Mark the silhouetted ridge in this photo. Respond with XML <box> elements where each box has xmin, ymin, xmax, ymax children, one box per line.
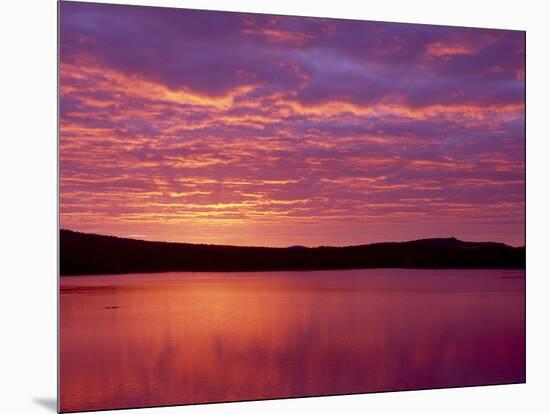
<box><xmin>60</xmin><ymin>229</ymin><xmax>525</xmax><ymax>275</ymax></box>
<box><xmin>366</xmin><ymin>237</ymin><xmax>508</xmax><ymax>249</ymax></box>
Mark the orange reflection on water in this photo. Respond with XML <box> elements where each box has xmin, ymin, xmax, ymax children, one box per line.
<box><xmin>59</xmin><ymin>269</ymin><xmax>525</xmax><ymax>412</ymax></box>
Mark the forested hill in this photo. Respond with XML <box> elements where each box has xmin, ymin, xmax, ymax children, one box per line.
<box><xmin>60</xmin><ymin>229</ymin><xmax>525</xmax><ymax>275</ymax></box>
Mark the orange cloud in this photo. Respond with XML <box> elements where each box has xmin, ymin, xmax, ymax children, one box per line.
<box><xmin>425</xmin><ymin>42</ymin><xmax>480</xmax><ymax>57</ymax></box>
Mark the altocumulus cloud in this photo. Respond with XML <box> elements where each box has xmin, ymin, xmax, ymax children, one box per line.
<box><xmin>59</xmin><ymin>2</ymin><xmax>525</xmax><ymax>247</ymax></box>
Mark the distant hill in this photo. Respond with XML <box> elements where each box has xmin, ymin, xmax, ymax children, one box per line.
<box><xmin>59</xmin><ymin>230</ymin><xmax>525</xmax><ymax>275</ymax></box>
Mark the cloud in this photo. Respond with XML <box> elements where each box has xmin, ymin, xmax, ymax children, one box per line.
<box><xmin>59</xmin><ymin>2</ymin><xmax>525</xmax><ymax>247</ymax></box>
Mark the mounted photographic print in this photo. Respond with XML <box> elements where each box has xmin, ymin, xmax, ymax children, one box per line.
<box><xmin>58</xmin><ymin>1</ymin><xmax>526</xmax><ymax>412</ymax></box>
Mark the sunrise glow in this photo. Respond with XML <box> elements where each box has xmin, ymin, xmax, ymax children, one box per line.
<box><xmin>59</xmin><ymin>3</ymin><xmax>525</xmax><ymax>247</ymax></box>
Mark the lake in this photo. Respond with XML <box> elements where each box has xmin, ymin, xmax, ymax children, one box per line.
<box><xmin>59</xmin><ymin>269</ymin><xmax>525</xmax><ymax>412</ymax></box>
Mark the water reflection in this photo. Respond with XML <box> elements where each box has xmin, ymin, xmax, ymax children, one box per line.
<box><xmin>60</xmin><ymin>269</ymin><xmax>525</xmax><ymax>412</ymax></box>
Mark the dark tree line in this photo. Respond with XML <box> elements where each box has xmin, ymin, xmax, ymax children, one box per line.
<box><xmin>60</xmin><ymin>229</ymin><xmax>525</xmax><ymax>275</ymax></box>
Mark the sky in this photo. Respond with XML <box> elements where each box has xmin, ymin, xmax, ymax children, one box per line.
<box><xmin>59</xmin><ymin>2</ymin><xmax>525</xmax><ymax>247</ymax></box>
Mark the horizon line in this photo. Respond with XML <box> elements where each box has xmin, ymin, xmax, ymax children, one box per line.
<box><xmin>60</xmin><ymin>228</ymin><xmax>524</xmax><ymax>250</ymax></box>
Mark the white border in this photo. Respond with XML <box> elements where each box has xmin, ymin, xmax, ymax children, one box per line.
<box><xmin>1</xmin><ymin>1</ymin><xmax>548</xmax><ymax>413</ymax></box>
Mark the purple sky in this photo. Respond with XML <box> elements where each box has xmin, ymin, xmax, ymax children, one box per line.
<box><xmin>59</xmin><ymin>2</ymin><xmax>525</xmax><ymax>247</ymax></box>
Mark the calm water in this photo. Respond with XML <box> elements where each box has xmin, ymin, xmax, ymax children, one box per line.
<box><xmin>59</xmin><ymin>269</ymin><xmax>525</xmax><ymax>412</ymax></box>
